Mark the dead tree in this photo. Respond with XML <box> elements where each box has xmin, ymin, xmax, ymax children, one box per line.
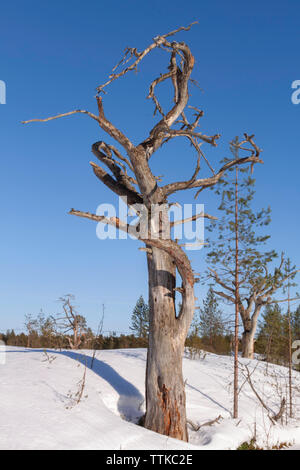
<box><xmin>57</xmin><ymin>295</ymin><xmax>87</xmax><ymax>350</ymax></box>
<box><xmin>23</xmin><ymin>24</ymin><xmax>263</xmax><ymax>441</ymax></box>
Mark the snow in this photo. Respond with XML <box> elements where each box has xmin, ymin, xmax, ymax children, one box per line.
<box><xmin>0</xmin><ymin>346</ymin><xmax>299</xmax><ymax>450</ymax></box>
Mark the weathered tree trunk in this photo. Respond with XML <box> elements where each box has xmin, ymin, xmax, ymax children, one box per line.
<box><xmin>241</xmin><ymin>328</ymin><xmax>255</xmax><ymax>359</ymax></box>
<box><xmin>241</xmin><ymin>307</ymin><xmax>260</xmax><ymax>359</ymax></box>
<box><xmin>144</xmin><ymin>246</ymin><xmax>189</xmax><ymax>441</ymax></box>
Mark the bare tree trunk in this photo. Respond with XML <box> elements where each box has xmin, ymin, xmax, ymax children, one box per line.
<box><xmin>287</xmin><ymin>282</ymin><xmax>293</xmax><ymax>417</ymax></box>
<box><xmin>241</xmin><ymin>306</ymin><xmax>261</xmax><ymax>359</ymax></box>
<box><xmin>233</xmin><ymin>165</ymin><xmax>239</xmax><ymax>419</ymax></box>
<box><xmin>144</xmin><ymin>247</ymin><xmax>189</xmax><ymax>441</ymax></box>
<box><xmin>241</xmin><ymin>328</ymin><xmax>255</xmax><ymax>359</ymax></box>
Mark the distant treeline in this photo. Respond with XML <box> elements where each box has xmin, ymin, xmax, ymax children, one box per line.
<box><xmin>0</xmin><ymin>327</ymin><xmax>233</xmax><ymax>356</ymax></box>
<box><xmin>0</xmin><ymin>330</ymin><xmax>148</xmax><ymax>350</ymax></box>
<box><xmin>1</xmin><ymin>291</ymin><xmax>299</xmax><ymax>371</ymax></box>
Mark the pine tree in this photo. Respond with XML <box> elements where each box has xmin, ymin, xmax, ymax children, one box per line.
<box><xmin>6</xmin><ymin>329</ymin><xmax>17</xmax><ymax>346</ymax></box>
<box><xmin>292</xmin><ymin>305</ymin><xmax>300</xmax><ymax>340</ymax></box>
<box><xmin>256</xmin><ymin>304</ymin><xmax>285</xmax><ymax>364</ymax></box>
<box><xmin>281</xmin><ymin>258</ymin><xmax>298</xmax><ymax>417</ymax></box>
<box><xmin>130</xmin><ymin>295</ymin><xmax>149</xmax><ymax>339</ymax></box>
<box><xmin>37</xmin><ymin>310</ymin><xmax>56</xmax><ymax>348</ymax></box>
<box><xmin>292</xmin><ymin>305</ymin><xmax>300</xmax><ymax>372</ymax></box>
<box><xmin>206</xmin><ymin>161</ymin><xmax>298</xmax><ymax>359</ymax></box>
<box><xmin>195</xmin><ymin>287</ymin><xmax>224</xmax><ymax>346</ymax></box>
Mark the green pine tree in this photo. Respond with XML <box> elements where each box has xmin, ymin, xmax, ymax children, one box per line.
<box><xmin>256</xmin><ymin>304</ymin><xmax>285</xmax><ymax>364</ymax></box>
<box><xmin>206</xmin><ymin>159</ymin><xmax>298</xmax><ymax>358</ymax></box>
<box><xmin>195</xmin><ymin>287</ymin><xmax>225</xmax><ymax>345</ymax></box>
<box><xmin>292</xmin><ymin>305</ymin><xmax>300</xmax><ymax>341</ymax></box>
<box><xmin>130</xmin><ymin>295</ymin><xmax>149</xmax><ymax>339</ymax></box>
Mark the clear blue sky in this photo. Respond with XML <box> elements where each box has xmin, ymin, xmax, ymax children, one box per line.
<box><xmin>0</xmin><ymin>0</ymin><xmax>299</xmax><ymax>333</ymax></box>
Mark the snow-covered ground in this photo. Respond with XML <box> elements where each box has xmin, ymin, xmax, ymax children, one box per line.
<box><xmin>0</xmin><ymin>346</ymin><xmax>299</xmax><ymax>450</ymax></box>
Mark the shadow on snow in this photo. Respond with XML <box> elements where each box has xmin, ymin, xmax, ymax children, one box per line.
<box><xmin>4</xmin><ymin>348</ymin><xmax>144</xmax><ymax>422</ymax></box>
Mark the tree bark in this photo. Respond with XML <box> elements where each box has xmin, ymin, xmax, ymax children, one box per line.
<box><xmin>241</xmin><ymin>328</ymin><xmax>255</xmax><ymax>359</ymax></box>
<box><xmin>240</xmin><ymin>306</ymin><xmax>261</xmax><ymax>359</ymax></box>
<box><xmin>144</xmin><ymin>246</ymin><xmax>189</xmax><ymax>441</ymax></box>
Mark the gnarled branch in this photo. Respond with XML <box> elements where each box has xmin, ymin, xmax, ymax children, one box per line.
<box><xmin>170</xmin><ymin>211</ymin><xmax>217</xmax><ymax>226</ymax></box>
<box><xmin>163</xmin><ymin>152</ymin><xmax>263</xmax><ymax>198</ymax></box>
<box><xmin>96</xmin><ymin>23</ymin><xmax>197</xmax><ymax>94</ymax></box>
<box><xmin>92</xmin><ymin>141</ymin><xmax>137</xmax><ymax>191</ymax></box>
<box><xmin>89</xmin><ymin>161</ymin><xmax>142</xmax><ymax>206</ymax></box>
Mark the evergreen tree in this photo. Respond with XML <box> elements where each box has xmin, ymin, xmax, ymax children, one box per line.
<box><xmin>36</xmin><ymin>310</ymin><xmax>57</xmax><ymax>347</ymax></box>
<box><xmin>130</xmin><ymin>295</ymin><xmax>149</xmax><ymax>339</ymax></box>
<box><xmin>195</xmin><ymin>287</ymin><xmax>225</xmax><ymax>345</ymax></box>
<box><xmin>5</xmin><ymin>329</ymin><xmax>18</xmax><ymax>346</ymax></box>
<box><xmin>293</xmin><ymin>305</ymin><xmax>300</xmax><ymax>341</ymax></box>
<box><xmin>256</xmin><ymin>304</ymin><xmax>285</xmax><ymax>363</ymax></box>
<box><xmin>206</xmin><ymin>161</ymin><xmax>298</xmax><ymax>358</ymax></box>
<box><xmin>292</xmin><ymin>305</ymin><xmax>300</xmax><ymax>371</ymax></box>
<box><xmin>282</xmin><ymin>258</ymin><xmax>297</xmax><ymax>416</ymax></box>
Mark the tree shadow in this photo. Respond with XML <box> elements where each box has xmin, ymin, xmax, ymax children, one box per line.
<box><xmin>5</xmin><ymin>348</ymin><xmax>144</xmax><ymax>422</ymax></box>
<box><xmin>61</xmin><ymin>350</ymin><xmax>144</xmax><ymax>421</ymax></box>
<box><xmin>186</xmin><ymin>382</ymin><xmax>232</xmax><ymax>416</ymax></box>
<box><xmin>113</xmin><ymin>349</ymin><xmax>147</xmax><ymax>362</ymax></box>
